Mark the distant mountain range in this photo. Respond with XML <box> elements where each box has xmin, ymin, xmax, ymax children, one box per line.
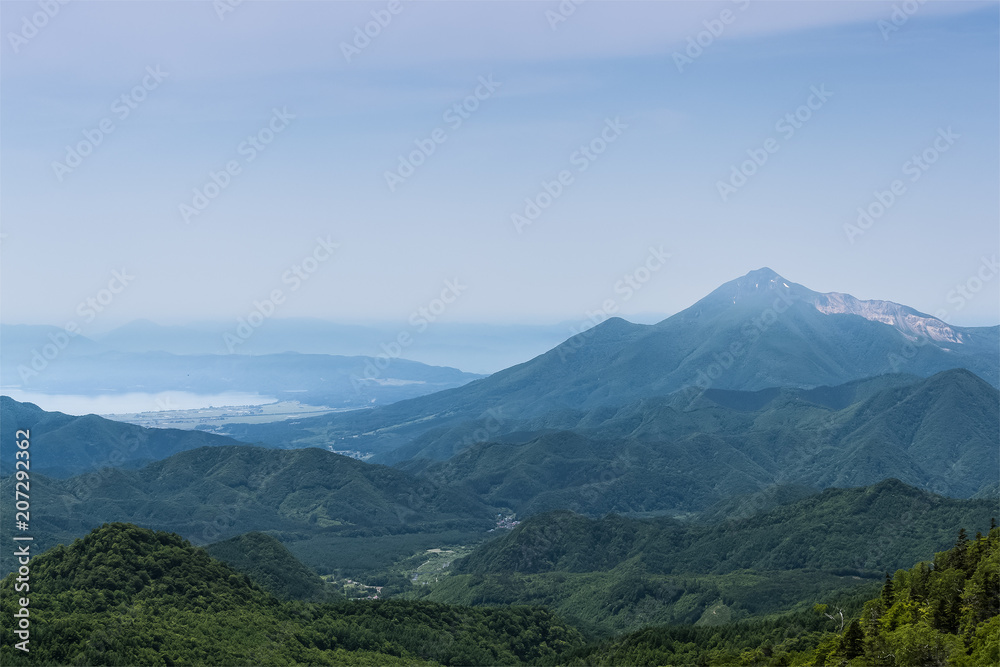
<box><xmin>3</xmin><ymin>268</ymin><xmax>993</xmax><ymax>518</ymax></box>
<box><xmin>1</xmin><ymin>266</ymin><xmax>996</xmax><ymax>643</ymax></box>
<box><xmin>8</xmin><ymin>362</ymin><xmax>991</xmax><ymax>516</ymax></box>
<box><xmin>0</xmin><ymin>318</ymin><xmax>575</xmax><ymax>377</ymax></box>
<box><xmin>221</xmin><ymin>268</ymin><xmax>998</xmax><ymax>465</ymax></box>
<box><xmin>1</xmin><ymin>344</ymin><xmax>482</xmax><ymax>410</ymax></box>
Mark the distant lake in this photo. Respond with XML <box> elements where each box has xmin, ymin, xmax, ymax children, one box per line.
<box><xmin>1</xmin><ymin>390</ymin><xmax>276</xmax><ymax>416</ymax></box>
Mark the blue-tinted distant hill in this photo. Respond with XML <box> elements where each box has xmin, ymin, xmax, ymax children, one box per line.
<box><xmin>1</xmin><ymin>348</ymin><xmax>481</xmax><ymax>409</ymax></box>
<box><xmin>400</xmin><ymin>369</ymin><xmax>999</xmax><ymax>515</ymax></box>
<box><xmin>224</xmin><ymin>268</ymin><xmax>998</xmax><ymax>460</ymax></box>
<box><xmin>0</xmin><ymin>396</ymin><xmax>242</xmax><ymax>477</ymax></box>
<box><xmin>6</xmin><ymin>317</ymin><xmax>572</xmax><ymax>374</ymax></box>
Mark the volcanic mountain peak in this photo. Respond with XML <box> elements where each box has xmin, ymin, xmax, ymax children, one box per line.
<box><xmin>688</xmin><ymin>267</ymin><xmax>813</xmax><ymax>312</ymax></box>
<box><xmin>695</xmin><ymin>268</ymin><xmax>963</xmax><ymax>344</ymax></box>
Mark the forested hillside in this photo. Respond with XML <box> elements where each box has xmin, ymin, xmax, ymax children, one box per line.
<box><xmin>415</xmin><ymin>480</ymin><xmax>994</xmax><ymax>636</ymax></box>
<box><xmin>401</xmin><ymin>370</ymin><xmax>999</xmax><ymax>514</ymax></box>
<box><xmin>455</xmin><ymin>480</ymin><xmax>994</xmax><ymax>577</ymax></box>
<box><xmin>0</xmin><ymin>523</ymin><xmax>584</xmax><ymax>665</ymax></box>
<box><xmin>0</xmin><ymin>445</ymin><xmax>491</xmax><ymax>576</ymax></box>
<box><xmin>203</xmin><ymin>531</ymin><xmax>328</xmax><ymax>601</ymax></box>
<box><xmin>560</xmin><ymin>526</ymin><xmax>1000</xmax><ymax>665</ymax></box>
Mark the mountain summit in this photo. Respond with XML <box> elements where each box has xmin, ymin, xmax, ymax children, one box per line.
<box><xmin>679</xmin><ymin>268</ymin><xmax>970</xmax><ymax>347</ymax></box>
<box><xmin>226</xmin><ymin>269</ymin><xmax>998</xmax><ymax>461</ymax></box>
<box><xmin>704</xmin><ymin>267</ymin><xmax>804</xmax><ymax>301</ymax></box>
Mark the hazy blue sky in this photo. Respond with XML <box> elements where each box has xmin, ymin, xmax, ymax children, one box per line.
<box><xmin>2</xmin><ymin>0</ymin><xmax>997</xmax><ymax>332</ymax></box>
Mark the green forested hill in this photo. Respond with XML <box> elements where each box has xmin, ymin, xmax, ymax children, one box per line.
<box><xmin>0</xmin><ymin>396</ymin><xmax>241</xmax><ymax>477</ymax></box>
<box><xmin>203</xmin><ymin>531</ymin><xmax>328</xmax><ymax>601</ymax></box>
<box><xmin>0</xmin><ymin>445</ymin><xmax>492</xmax><ymax>576</ymax></box>
<box><xmin>411</xmin><ymin>481</ymin><xmax>995</xmax><ymax>636</ymax></box>
<box><xmin>0</xmin><ymin>523</ymin><xmax>584</xmax><ymax>666</ymax></box>
<box><xmin>560</xmin><ymin>527</ymin><xmax>1000</xmax><ymax>666</ymax></box>
<box><xmin>455</xmin><ymin>480</ymin><xmax>995</xmax><ymax>577</ymax></box>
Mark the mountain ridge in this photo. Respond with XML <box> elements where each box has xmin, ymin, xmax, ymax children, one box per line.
<box><xmin>220</xmin><ymin>269</ymin><xmax>998</xmax><ymax>461</ymax></box>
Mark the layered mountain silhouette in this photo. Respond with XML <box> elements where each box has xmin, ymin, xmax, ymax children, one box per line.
<box><xmin>0</xmin><ymin>444</ymin><xmax>490</xmax><ymax>553</ymax></box>
<box><xmin>0</xmin><ymin>396</ymin><xmax>241</xmax><ymax>477</ymax></box>
<box><xmin>4</xmin><ymin>367</ymin><xmax>994</xmax><ymax>572</ymax></box>
<box><xmin>223</xmin><ymin>268</ymin><xmax>998</xmax><ymax>461</ymax></box>
<box><xmin>401</xmin><ymin>369</ymin><xmax>998</xmax><ymax>514</ymax></box>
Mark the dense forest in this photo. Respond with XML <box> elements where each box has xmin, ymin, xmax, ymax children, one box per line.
<box><xmin>1</xmin><ymin>522</ymin><xmax>996</xmax><ymax>665</ymax></box>
<box><xmin>203</xmin><ymin>531</ymin><xmax>329</xmax><ymax>601</ymax></box>
<box><xmin>412</xmin><ymin>480</ymin><xmax>994</xmax><ymax>636</ymax></box>
<box><xmin>0</xmin><ymin>523</ymin><xmax>582</xmax><ymax>666</ymax></box>
<box><xmin>560</xmin><ymin>526</ymin><xmax>1000</xmax><ymax>666</ymax></box>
